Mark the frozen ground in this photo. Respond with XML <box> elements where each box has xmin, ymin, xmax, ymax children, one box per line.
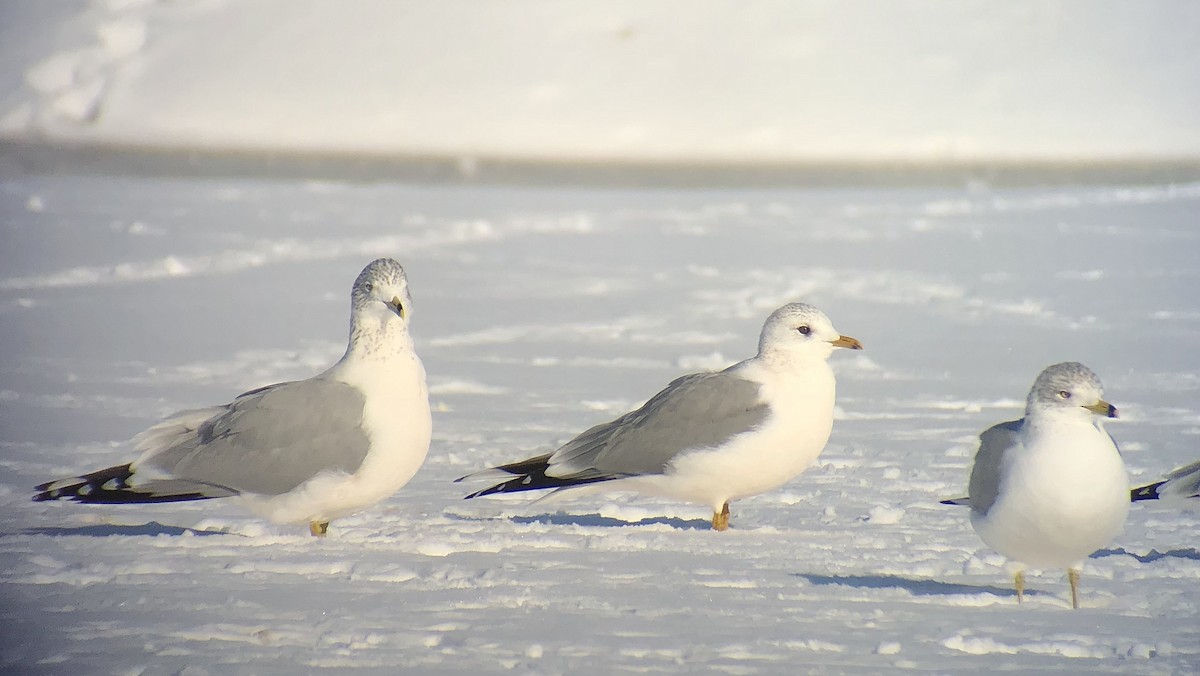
<box><xmin>2</xmin><ymin>172</ymin><xmax>1200</xmax><ymax>674</ymax></box>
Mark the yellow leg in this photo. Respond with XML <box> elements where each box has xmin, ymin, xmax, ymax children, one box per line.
<box><xmin>711</xmin><ymin>502</ymin><xmax>731</xmax><ymax>531</ymax></box>
<box><xmin>1068</xmin><ymin>568</ymin><xmax>1081</xmax><ymax>610</ymax></box>
<box><xmin>1014</xmin><ymin>570</ymin><xmax>1025</xmax><ymax>604</ymax></box>
<box><xmin>309</xmin><ymin>521</ymin><xmax>329</xmax><ymax>537</ymax></box>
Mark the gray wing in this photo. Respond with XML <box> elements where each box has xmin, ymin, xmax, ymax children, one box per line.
<box><xmin>546</xmin><ymin>371</ymin><xmax>769</xmax><ymax>480</ymax></box>
<box><xmin>967</xmin><ymin>418</ymin><xmax>1023</xmax><ymax>516</ymax></box>
<box><xmin>140</xmin><ymin>378</ymin><xmax>370</xmax><ymax>496</ymax></box>
<box><xmin>1160</xmin><ymin>459</ymin><xmax>1200</xmax><ymax>498</ymax></box>
<box><xmin>1134</xmin><ymin>458</ymin><xmax>1200</xmax><ymax>502</ymax></box>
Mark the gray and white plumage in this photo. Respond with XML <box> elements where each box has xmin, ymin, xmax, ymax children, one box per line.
<box><xmin>955</xmin><ymin>361</ymin><xmax>1128</xmax><ymax>608</ymax></box>
<box><xmin>458</xmin><ymin>302</ymin><xmax>863</xmax><ymax>530</ymax></box>
<box><xmin>34</xmin><ymin>258</ymin><xmax>432</xmax><ymax>536</ymax></box>
<box><xmin>1131</xmin><ymin>459</ymin><xmax>1200</xmax><ymax>502</ymax></box>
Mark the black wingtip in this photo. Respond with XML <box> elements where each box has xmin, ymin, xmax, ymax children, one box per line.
<box><xmin>34</xmin><ymin>463</ymin><xmax>137</xmax><ymax>502</ymax></box>
<box><xmin>460</xmin><ymin>453</ymin><xmax>617</xmax><ymax>500</ymax></box>
<box><xmin>462</xmin><ymin>484</ymin><xmax>501</xmax><ymax>500</ymax></box>
<box><xmin>1130</xmin><ymin>481</ymin><xmax>1165</xmax><ymax>502</ymax></box>
<box><xmin>462</xmin><ymin>474</ymin><xmax>541</xmax><ymax>499</ymax></box>
<box><xmin>33</xmin><ymin>463</ymin><xmax>219</xmax><ymax>505</ymax></box>
<box><xmin>939</xmin><ymin>496</ymin><xmax>970</xmax><ymax>506</ymax></box>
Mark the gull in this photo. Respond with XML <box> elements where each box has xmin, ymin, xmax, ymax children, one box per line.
<box><xmin>942</xmin><ymin>362</ymin><xmax>1128</xmax><ymax>609</ymax></box>
<box><xmin>1131</xmin><ymin>459</ymin><xmax>1200</xmax><ymax>502</ymax></box>
<box><xmin>34</xmin><ymin>258</ymin><xmax>431</xmax><ymax>537</ymax></box>
<box><xmin>457</xmin><ymin>302</ymin><xmax>862</xmax><ymax>530</ymax></box>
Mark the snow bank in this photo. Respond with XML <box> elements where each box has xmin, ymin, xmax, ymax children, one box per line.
<box><xmin>1</xmin><ymin>0</ymin><xmax>1198</xmax><ymax>162</ymax></box>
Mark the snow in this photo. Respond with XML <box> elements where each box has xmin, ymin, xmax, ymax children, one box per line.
<box><xmin>2</xmin><ymin>173</ymin><xmax>1199</xmax><ymax>673</ymax></box>
<box><xmin>2</xmin><ymin>0</ymin><xmax>1199</xmax><ymax>672</ymax></box>
<box><xmin>2</xmin><ymin>1</ymin><xmax>1199</xmax><ymax>162</ymax></box>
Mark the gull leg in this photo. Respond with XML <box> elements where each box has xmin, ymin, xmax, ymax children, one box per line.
<box><xmin>1014</xmin><ymin>570</ymin><xmax>1025</xmax><ymax>604</ymax></box>
<box><xmin>309</xmin><ymin>521</ymin><xmax>329</xmax><ymax>537</ymax></box>
<box><xmin>1068</xmin><ymin>568</ymin><xmax>1081</xmax><ymax>610</ymax></box>
<box><xmin>711</xmin><ymin>502</ymin><xmax>731</xmax><ymax>531</ymax></box>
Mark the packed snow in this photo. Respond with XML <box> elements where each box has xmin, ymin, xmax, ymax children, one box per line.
<box><xmin>2</xmin><ymin>173</ymin><xmax>1199</xmax><ymax>673</ymax></box>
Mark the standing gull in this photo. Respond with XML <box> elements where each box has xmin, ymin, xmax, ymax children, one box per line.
<box><xmin>458</xmin><ymin>303</ymin><xmax>862</xmax><ymax>530</ymax></box>
<box><xmin>944</xmin><ymin>362</ymin><xmax>1128</xmax><ymax>609</ymax></box>
<box><xmin>34</xmin><ymin>258</ymin><xmax>432</xmax><ymax>537</ymax></box>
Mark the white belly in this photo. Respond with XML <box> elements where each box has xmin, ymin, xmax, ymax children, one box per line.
<box><xmin>972</xmin><ymin>423</ymin><xmax>1129</xmax><ymax>569</ymax></box>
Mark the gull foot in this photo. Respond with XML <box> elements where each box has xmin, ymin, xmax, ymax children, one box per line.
<box><xmin>1068</xmin><ymin>568</ymin><xmax>1081</xmax><ymax>610</ymax></box>
<box><xmin>711</xmin><ymin>502</ymin><xmax>731</xmax><ymax>531</ymax></box>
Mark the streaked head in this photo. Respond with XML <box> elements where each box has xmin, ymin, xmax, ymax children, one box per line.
<box><xmin>758</xmin><ymin>302</ymin><xmax>863</xmax><ymax>358</ymax></box>
<box><xmin>351</xmin><ymin>258</ymin><xmax>413</xmax><ymax>326</ymax></box>
<box><xmin>1026</xmin><ymin>361</ymin><xmax>1117</xmax><ymax>419</ymax></box>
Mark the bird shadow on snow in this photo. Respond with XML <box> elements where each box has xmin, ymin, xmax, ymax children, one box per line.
<box><xmin>793</xmin><ymin>573</ymin><xmax>1036</xmax><ymax>599</ymax></box>
<box><xmin>1092</xmin><ymin>547</ymin><xmax>1200</xmax><ymax>563</ymax></box>
<box><xmin>19</xmin><ymin>521</ymin><xmax>231</xmax><ymax>538</ymax></box>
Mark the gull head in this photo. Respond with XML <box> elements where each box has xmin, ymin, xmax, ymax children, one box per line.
<box><xmin>351</xmin><ymin>258</ymin><xmax>413</xmax><ymax>328</ymax></box>
<box><xmin>1026</xmin><ymin>361</ymin><xmax>1117</xmax><ymax>420</ymax></box>
<box><xmin>757</xmin><ymin>302</ymin><xmax>863</xmax><ymax>359</ymax></box>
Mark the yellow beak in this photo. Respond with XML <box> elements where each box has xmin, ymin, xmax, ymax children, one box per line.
<box><xmin>390</xmin><ymin>297</ymin><xmax>406</xmax><ymax>320</ymax></box>
<box><xmin>829</xmin><ymin>335</ymin><xmax>864</xmax><ymax>350</ymax></box>
<box><xmin>1084</xmin><ymin>399</ymin><xmax>1118</xmax><ymax>418</ymax></box>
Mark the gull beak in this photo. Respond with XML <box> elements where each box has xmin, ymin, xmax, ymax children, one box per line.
<box><xmin>829</xmin><ymin>335</ymin><xmax>864</xmax><ymax>350</ymax></box>
<box><xmin>1084</xmin><ymin>399</ymin><xmax>1118</xmax><ymax>418</ymax></box>
<box><xmin>389</xmin><ymin>297</ymin><xmax>406</xmax><ymax>320</ymax></box>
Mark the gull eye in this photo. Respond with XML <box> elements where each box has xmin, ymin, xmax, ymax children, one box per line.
<box><xmin>362</xmin><ymin>282</ymin><xmax>374</xmax><ymax>293</ymax></box>
<box><xmin>1057</xmin><ymin>390</ymin><xmax>1071</xmax><ymax>399</ymax></box>
<box><xmin>796</xmin><ymin>325</ymin><xmax>811</xmax><ymax>336</ymax></box>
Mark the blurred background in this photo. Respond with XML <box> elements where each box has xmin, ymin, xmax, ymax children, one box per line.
<box><xmin>2</xmin><ymin>0</ymin><xmax>1198</xmax><ymax>184</ymax></box>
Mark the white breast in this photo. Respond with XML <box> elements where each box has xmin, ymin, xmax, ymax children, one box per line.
<box><xmin>972</xmin><ymin>419</ymin><xmax>1129</xmax><ymax>569</ymax></box>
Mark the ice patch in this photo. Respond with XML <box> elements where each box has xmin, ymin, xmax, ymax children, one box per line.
<box><xmin>783</xmin><ymin>639</ymin><xmax>845</xmax><ymax>653</ymax></box>
<box><xmin>864</xmin><ymin>505</ymin><xmax>905</xmax><ymax>525</ymax></box>
<box><xmin>224</xmin><ymin>561</ymin><xmax>353</xmax><ymax>577</ymax></box>
<box><xmin>1019</xmin><ymin>639</ymin><xmax>1109</xmax><ymax>659</ymax></box>
<box><xmin>874</xmin><ymin>641</ymin><xmax>902</xmax><ymax>655</ymax></box>
<box><xmin>349</xmin><ymin>565</ymin><xmax>418</xmax><ymax>584</ymax></box>
<box><xmin>172</xmin><ymin>624</ymin><xmax>289</xmax><ymax>647</ymax></box>
<box><xmin>416</xmin><ymin>542</ymin><xmax>455</xmax><ymax>557</ymax></box>
<box><xmin>942</xmin><ymin>633</ymin><xmax>1017</xmax><ymax>655</ymax></box>
<box><xmin>700</xmin><ymin>578</ymin><xmax>758</xmax><ymax>589</ymax></box>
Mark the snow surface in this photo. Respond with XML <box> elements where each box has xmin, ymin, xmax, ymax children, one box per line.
<box><xmin>2</xmin><ymin>172</ymin><xmax>1200</xmax><ymax>673</ymax></box>
<box><xmin>2</xmin><ymin>0</ymin><xmax>1199</xmax><ymax>161</ymax></box>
